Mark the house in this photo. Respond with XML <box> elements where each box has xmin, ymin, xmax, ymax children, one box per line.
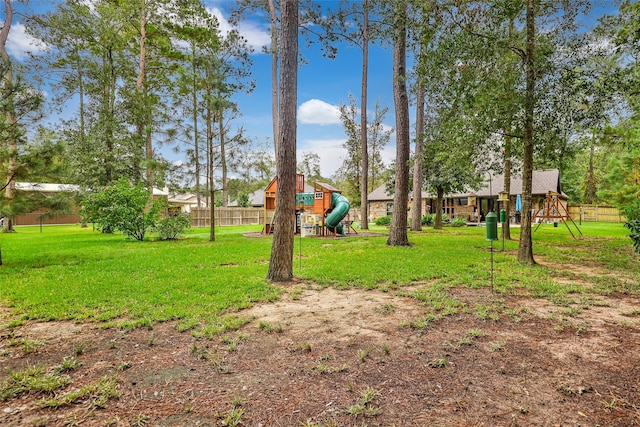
<box><xmin>167</xmin><ymin>193</ymin><xmax>200</xmax><ymax>214</ymax></box>
<box><xmin>10</xmin><ymin>182</ymin><xmax>170</xmax><ymax>225</ymax></box>
<box><xmin>11</xmin><ymin>182</ymin><xmax>82</xmax><ymax>226</ymax></box>
<box><xmin>226</xmin><ymin>189</ymin><xmax>266</xmax><ymax>208</ymax></box>
<box><xmin>368</xmin><ymin>169</ymin><xmax>568</xmax><ymax>223</ymax></box>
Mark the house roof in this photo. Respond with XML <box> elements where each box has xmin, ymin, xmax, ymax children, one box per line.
<box><xmin>16</xmin><ymin>182</ymin><xmax>169</xmax><ymax>196</ymax></box>
<box><xmin>15</xmin><ymin>182</ymin><xmax>81</xmax><ymax>193</ymax></box>
<box><xmin>368</xmin><ymin>184</ymin><xmax>431</xmax><ymax>201</ymax></box>
<box><xmin>459</xmin><ymin>169</ymin><xmax>564</xmax><ymax>198</ymax></box>
<box><xmin>368</xmin><ymin>169</ymin><xmax>566</xmax><ymax>201</ymax></box>
<box><xmin>168</xmin><ymin>193</ymin><xmax>199</xmax><ymax>204</ymax></box>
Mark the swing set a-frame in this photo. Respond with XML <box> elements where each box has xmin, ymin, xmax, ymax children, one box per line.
<box><xmin>533</xmin><ymin>191</ymin><xmax>582</xmax><ymax>239</ymax></box>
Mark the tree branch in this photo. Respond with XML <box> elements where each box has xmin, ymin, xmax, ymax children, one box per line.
<box><xmin>498</xmin><ymin>129</ymin><xmax>524</xmax><ymax>139</ymax></box>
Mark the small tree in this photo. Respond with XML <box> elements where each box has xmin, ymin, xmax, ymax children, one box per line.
<box><xmin>598</xmin><ymin>148</ymin><xmax>640</xmax><ymax>253</ymax></box>
<box><xmin>81</xmin><ymin>179</ymin><xmax>162</xmax><ymax>241</ymax></box>
<box><xmin>236</xmin><ymin>192</ymin><xmax>250</xmax><ymax>207</ymax></box>
<box><xmin>387</xmin><ymin>0</ymin><xmax>411</xmax><ymax>247</ymax></box>
<box><xmin>623</xmin><ymin>201</ymin><xmax>640</xmax><ymax>254</ymax></box>
<box><xmin>155</xmin><ymin>213</ymin><xmax>190</xmax><ymax>240</ymax></box>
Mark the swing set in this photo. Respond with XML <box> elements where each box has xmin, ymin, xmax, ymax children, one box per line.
<box><xmin>533</xmin><ymin>191</ymin><xmax>583</xmax><ymax>239</ymax></box>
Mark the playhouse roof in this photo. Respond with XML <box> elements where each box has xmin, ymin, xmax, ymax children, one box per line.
<box><xmin>314</xmin><ymin>182</ymin><xmax>341</xmax><ymax>192</ymax></box>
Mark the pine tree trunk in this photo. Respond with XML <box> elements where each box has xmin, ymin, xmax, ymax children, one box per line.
<box><xmin>104</xmin><ymin>49</ymin><xmax>116</xmax><ymax>184</ymax></box>
<box><xmin>207</xmin><ymin>88</ymin><xmax>215</xmax><ymax>242</ymax></box>
<box><xmin>517</xmin><ymin>0</ymin><xmax>536</xmax><ymax>265</ymax></box>
<box><xmin>76</xmin><ymin>47</ymin><xmax>86</xmax><ymax>150</ymax></box>
<box><xmin>267</xmin><ymin>0</ymin><xmax>298</xmax><ymax>282</ymax></box>
<box><xmin>1</xmin><ymin>0</ymin><xmax>16</xmax><ymax>233</ymax></box>
<box><xmin>269</xmin><ymin>0</ymin><xmax>279</xmax><ymax>157</ymax></box>
<box><xmin>192</xmin><ymin>42</ymin><xmax>201</xmax><ymax>208</ymax></box>
<box><xmin>136</xmin><ymin>1</ymin><xmax>152</xmax><ymax>191</ymax></box>
<box><xmin>387</xmin><ymin>0</ymin><xmax>410</xmax><ymax>247</ymax></box>
<box><xmin>503</xmin><ymin>134</ymin><xmax>512</xmax><ymax>240</ymax></box>
<box><xmin>584</xmin><ymin>136</ymin><xmax>597</xmax><ymax>203</ymax></box>
<box><xmin>219</xmin><ymin>103</ymin><xmax>228</xmax><ymax>207</ymax></box>
<box><xmin>360</xmin><ymin>0</ymin><xmax>369</xmax><ymax>230</ymax></box>
<box><xmin>411</xmin><ymin>81</ymin><xmax>425</xmax><ymax>231</ymax></box>
<box><xmin>76</xmin><ymin>50</ymin><xmax>88</xmax><ymax>229</ymax></box>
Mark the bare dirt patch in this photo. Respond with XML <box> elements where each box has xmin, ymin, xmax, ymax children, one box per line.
<box><xmin>1</xmin><ymin>285</ymin><xmax>639</xmax><ymax>426</ymax></box>
<box><xmin>245</xmin><ymin>287</ymin><xmax>424</xmax><ymax>344</ymax></box>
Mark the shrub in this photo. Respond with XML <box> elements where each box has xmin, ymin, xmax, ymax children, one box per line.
<box><xmin>450</xmin><ymin>217</ymin><xmax>467</xmax><ymax>227</ymax></box>
<box><xmin>625</xmin><ymin>220</ymin><xmax>640</xmax><ymax>254</ymax></box>
<box><xmin>156</xmin><ymin>214</ymin><xmax>190</xmax><ymax>240</ymax></box>
<box><xmin>236</xmin><ymin>193</ymin><xmax>250</xmax><ymax>208</ymax></box>
<box><xmin>375</xmin><ymin>215</ymin><xmax>391</xmax><ymax>226</ymax></box>
<box><xmin>80</xmin><ymin>179</ymin><xmax>162</xmax><ymax>241</ymax></box>
<box><xmin>421</xmin><ymin>213</ymin><xmax>434</xmax><ymax>226</ymax></box>
<box><xmin>623</xmin><ymin>201</ymin><xmax>640</xmax><ymax>254</ymax></box>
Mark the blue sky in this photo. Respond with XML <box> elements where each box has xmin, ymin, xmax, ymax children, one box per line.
<box><xmin>3</xmin><ymin>0</ymin><xmax>397</xmax><ymax>179</ymax></box>
<box><xmin>3</xmin><ymin>1</ymin><xmax>619</xmax><ymax>180</ymax></box>
<box><xmin>200</xmin><ymin>0</ymin><xmax>620</xmax><ymax>178</ymax></box>
<box><xmin>203</xmin><ymin>0</ymin><xmax>398</xmax><ymax>178</ymax></box>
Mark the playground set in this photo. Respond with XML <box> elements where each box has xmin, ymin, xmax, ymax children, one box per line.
<box><xmin>262</xmin><ymin>174</ymin><xmax>356</xmax><ymax>237</ymax></box>
<box><xmin>533</xmin><ymin>191</ymin><xmax>583</xmax><ymax>239</ymax></box>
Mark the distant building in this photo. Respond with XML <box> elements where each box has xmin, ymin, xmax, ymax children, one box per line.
<box><xmin>11</xmin><ymin>182</ymin><xmax>82</xmax><ymax>226</ymax></box>
<box><xmin>367</xmin><ymin>169</ymin><xmax>568</xmax><ymax>223</ymax></box>
<box><xmin>11</xmin><ymin>182</ymin><xmax>170</xmax><ymax>226</ymax></box>
<box><xmin>167</xmin><ymin>193</ymin><xmax>200</xmax><ymax>214</ymax></box>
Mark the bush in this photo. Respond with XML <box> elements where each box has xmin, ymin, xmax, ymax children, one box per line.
<box><xmin>625</xmin><ymin>220</ymin><xmax>640</xmax><ymax>254</ymax></box>
<box><xmin>80</xmin><ymin>179</ymin><xmax>162</xmax><ymax>241</ymax></box>
<box><xmin>236</xmin><ymin>193</ymin><xmax>250</xmax><ymax>208</ymax></box>
<box><xmin>623</xmin><ymin>201</ymin><xmax>640</xmax><ymax>254</ymax></box>
<box><xmin>156</xmin><ymin>214</ymin><xmax>190</xmax><ymax>240</ymax></box>
<box><xmin>450</xmin><ymin>217</ymin><xmax>467</xmax><ymax>227</ymax></box>
<box><xmin>375</xmin><ymin>215</ymin><xmax>391</xmax><ymax>226</ymax></box>
<box><xmin>421</xmin><ymin>213</ymin><xmax>434</xmax><ymax>226</ymax></box>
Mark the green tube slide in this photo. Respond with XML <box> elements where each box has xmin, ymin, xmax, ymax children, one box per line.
<box><xmin>325</xmin><ymin>192</ymin><xmax>350</xmax><ymax>236</ymax></box>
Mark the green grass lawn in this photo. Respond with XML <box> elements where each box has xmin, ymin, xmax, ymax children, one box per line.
<box><xmin>0</xmin><ymin>222</ymin><xmax>638</xmax><ymax>333</ymax></box>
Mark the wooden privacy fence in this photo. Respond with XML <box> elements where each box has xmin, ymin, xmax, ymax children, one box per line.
<box><xmin>13</xmin><ymin>212</ymin><xmax>82</xmax><ymax>226</ymax></box>
<box><xmin>567</xmin><ymin>205</ymin><xmax>626</xmax><ymax>223</ymax></box>
<box><xmin>190</xmin><ymin>207</ymin><xmax>263</xmax><ymax>227</ymax></box>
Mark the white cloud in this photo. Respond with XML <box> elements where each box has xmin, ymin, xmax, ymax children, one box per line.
<box><xmin>381</xmin><ymin>145</ymin><xmax>396</xmax><ymax>167</ymax></box>
<box><xmin>206</xmin><ymin>6</ymin><xmax>270</xmax><ymax>51</ymax></box>
<box><xmin>298</xmin><ymin>99</ymin><xmax>342</xmax><ymax>125</ymax></box>
<box><xmin>7</xmin><ymin>22</ymin><xmax>48</xmax><ymax>61</ymax></box>
<box><xmin>299</xmin><ymin>138</ymin><xmax>346</xmax><ymax>177</ymax></box>
<box><xmin>298</xmin><ymin>137</ymin><xmax>394</xmax><ymax>180</ymax></box>
<box><xmin>381</xmin><ymin>123</ymin><xmax>395</xmax><ymax>135</ymax></box>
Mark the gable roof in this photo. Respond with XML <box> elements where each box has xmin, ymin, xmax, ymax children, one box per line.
<box><xmin>368</xmin><ymin>169</ymin><xmax>565</xmax><ymax>201</ymax></box>
<box><xmin>15</xmin><ymin>182</ymin><xmax>81</xmax><ymax>193</ymax></box>
<box><xmin>15</xmin><ymin>182</ymin><xmax>169</xmax><ymax>197</ymax></box>
<box><xmin>314</xmin><ymin>182</ymin><xmax>341</xmax><ymax>192</ymax></box>
<box><xmin>368</xmin><ymin>184</ymin><xmax>431</xmax><ymax>201</ymax></box>
<box><xmin>463</xmin><ymin>169</ymin><xmax>563</xmax><ymax>198</ymax></box>
<box><xmin>168</xmin><ymin>193</ymin><xmax>198</xmax><ymax>203</ymax></box>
